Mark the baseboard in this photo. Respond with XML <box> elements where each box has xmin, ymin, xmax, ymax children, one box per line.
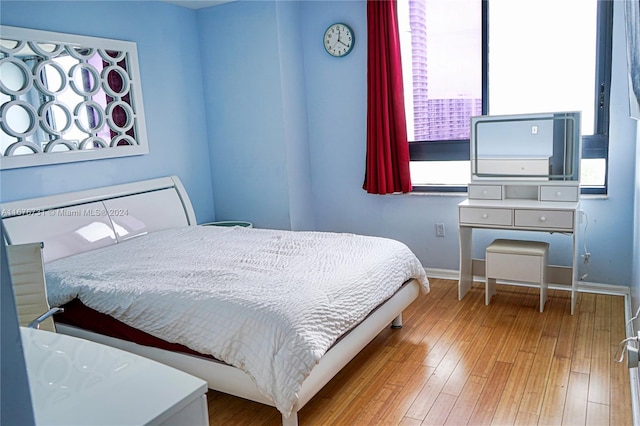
<box><xmin>424</xmin><ymin>267</ymin><xmax>630</xmax><ymax>296</ymax></box>
<box><xmin>579</xmin><ymin>281</ymin><xmax>630</xmax><ymax>296</ymax></box>
<box><xmin>424</xmin><ymin>268</ymin><xmax>459</xmax><ymax>281</ymax></box>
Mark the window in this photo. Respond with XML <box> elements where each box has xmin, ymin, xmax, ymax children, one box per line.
<box><xmin>399</xmin><ymin>0</ymin><xmax>612</xmax><ymax>194</ymax></box>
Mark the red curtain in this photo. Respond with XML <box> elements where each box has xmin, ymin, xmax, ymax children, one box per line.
<box><xmin>363</xmin><ymin>0</ymin><xmax>412</xmax><ymax>194</ymax></box>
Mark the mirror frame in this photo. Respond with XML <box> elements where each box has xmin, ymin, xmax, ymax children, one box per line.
<box><xmin>470</xmin><ymin>111</ymin><xmax>581</xmax><ymax>182</ymax></box>
<box><xmin>0</xmin><ymin>25</ymin><xmax>149</xmax><ymax>170</ymax></box>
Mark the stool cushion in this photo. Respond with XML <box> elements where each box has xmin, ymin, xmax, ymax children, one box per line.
<box><xmin>486</xmin><ymin>239</ymin><xmax>549</xmax><ymax>256</ymax></box>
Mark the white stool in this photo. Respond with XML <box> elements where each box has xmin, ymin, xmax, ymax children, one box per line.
<box><xmin>485</xmin><ymin>239</ymin><xmax>549</xmax><ymax>312</ymax></box>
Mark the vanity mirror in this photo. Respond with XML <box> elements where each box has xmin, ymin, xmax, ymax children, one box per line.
<box><xmin>470</xmin><ymin>111</ymin><xmax>581</xmax><ymax>182</ymax></box>
<box><xmin>0</xmin><ymin>26</ymin><xmax>148</xmax><ymax>169</ymax></box>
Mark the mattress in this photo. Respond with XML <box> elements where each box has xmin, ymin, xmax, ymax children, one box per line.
<box><xmin>55</xmin><ymin>298</ymin><xmax>216</xmax><ymax>360</ymax></box>
<box><xmin>45</xmin><ymin>225</ymin><xmax>428</xmax><ymax>416</ymax></box>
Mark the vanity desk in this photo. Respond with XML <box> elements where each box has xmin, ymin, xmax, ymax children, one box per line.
<box><xmin>460</xmin><ymin>111</ymin><xmax>582</xmax><ymax>315</ymax></box>
<box><xmin>458</xmin><ymin>181</ymin><xmax>580</xmax><ymax>314</ymax></box>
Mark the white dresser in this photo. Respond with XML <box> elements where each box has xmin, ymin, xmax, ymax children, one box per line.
<box><xmin>21</xmin><ymin>327</ymin><xmax>209</xmax><ymax>426</ymax></box>
<box><xmin>458</xmin><ymin>181</ymin><xmax>580</xmax><ymax>314</ymax></box>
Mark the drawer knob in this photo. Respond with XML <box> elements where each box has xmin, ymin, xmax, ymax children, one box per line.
<box><xmin>540</xmin><ymin>216</ymin><xmax>547</xmax><ymax>222</ymax></box>
<box><xmin>482</xmin><ymin>214</ymin><xmax>489</xmax><ymax>219</ymax></box>
<box><xmin>482</xmin><ymin>190</ymin><xmax>488</xmax><ymax>195</ymax></box>
<box><xmin>556</xmin><ymin>191</ymin><xmax>562</xmax><ymax>197</ymax></box>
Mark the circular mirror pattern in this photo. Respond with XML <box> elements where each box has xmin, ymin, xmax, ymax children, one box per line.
<box><xmin>0</xmin><ymin>33</ymin><xmax>143</xmax><ymax>161</ymax></box>
<box><xmin>79</xmin><ymin>136</ymin><xmax>108</xmax><ymax>149</ymax></box>
<box><xmin>111</xmin><ymin>134</ymin><xmax>136</xmax><ymax>147</ymax></box>
<box><xmin>106</xmin><ymin>101</ymin><xmax>134</xmax><ymax>132</ymax></box>
<box><xmin>66</xmin><ymin>45</ymin><xmax>96</xmax><ymax>60</ymax></box>
<box><xmin>34</xmin><ymin>60</ymin><xmax>68</xmax><ymax>95</ymax></box>
<box><xmin>6</xmin><ymin>141</ymin><xmax>41</xmax><ymax>155</ymax></box>
<box><xmin>102</xmin><ymin>65</ymin><xmax>130</xmax><ymax>97</ymax></box>
<box><xmin>74</xmin><ymin>101</ymin><xmax>105</xmax><ymax>134</ymax></box>
<box><xmin>39</xmin><ymin>101</ymin><xmax>72</xmax><ymax>135</ymax></box>
<box><xmin>28</xmin><ymin>41</ymin><xmax>65</xmax><ymax>57</ymax></box>
<box><xmin>0</xmin><ymin>100</ymin><xmax>38</xmax><ymax>137</ymax></box>
<box><xmin>44</xmin><ymin>139</ymin><xmax>76</xmax><ymax>152</ymax></box>
<box><xmin>0</xmin><ymin>39</ymin><xmax>25</xmax><ymax>53</ymax></box>
<box><xmin>69</xmin><ymin>63</ymin><xmax>101</xmax><ymax>97</ymax></box>
<box><xmin>99</xmin><ymin>49</ymin><xmax>126</xmax><ymax>63</ymax></box>
<box><xmin>0</xmin><ymin>58</ymin><xmax>33</xmax><ymax>95</ymax></box>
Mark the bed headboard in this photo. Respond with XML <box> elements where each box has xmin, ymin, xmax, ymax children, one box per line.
<box><xmin>1</xmin><ymin>176</ymin><xmax>196</xmax><ymax>263</ymax></box>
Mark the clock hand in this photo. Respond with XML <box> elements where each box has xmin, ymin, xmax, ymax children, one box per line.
<box><xmin>338</xmin><ymin>40</ymin><xmax>348</xmax><ymax>47</ymax></box>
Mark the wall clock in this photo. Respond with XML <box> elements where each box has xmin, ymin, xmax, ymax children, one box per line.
<box><xmin>323</xmin><ymin>23</ymin><xmax>354</xmax><ymax>57</ymax></box>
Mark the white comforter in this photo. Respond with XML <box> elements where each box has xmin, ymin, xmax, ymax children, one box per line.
<box><xmin>45</xmin><ymin>226</ymin><xmax>428</xmax><ymax>416</ymax></box>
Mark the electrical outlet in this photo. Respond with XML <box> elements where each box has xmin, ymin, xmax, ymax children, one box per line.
<box><xmin>436</xmin><ymin>223</ymin><xmax>445</xmax><ymax>237</ymax></box>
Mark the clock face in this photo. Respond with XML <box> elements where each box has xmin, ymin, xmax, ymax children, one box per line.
<box><xmin>324</xmin><ymin>23</ymin><xmax>354</xmax><ymax>57</ymax></box>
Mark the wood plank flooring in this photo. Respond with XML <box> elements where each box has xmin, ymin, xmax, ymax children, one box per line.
<box><xmin>206</xmin><ymin>278</ymin><xmax>632</xmax><ymax>425</ymax></box>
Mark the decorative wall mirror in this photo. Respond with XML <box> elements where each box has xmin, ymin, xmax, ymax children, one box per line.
<box><xmin>0</xmin><ymin>26</ymin><xmax>149</xmax><ymax>169</ymax></box>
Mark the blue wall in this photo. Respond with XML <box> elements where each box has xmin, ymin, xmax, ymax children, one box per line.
<box><xmin>197</xmin><ymin>1</ymin><xmax>315</xmax><ymax>230</ymax></box>
<box><xmin>202</xmin><ymin>0</ymin><xmax>636</xmax><ymax>286</ymax></box>
<box><xmin>1</xmin><ymin>0</ymin><xmax>636</xmax><ymax>287</ymax></box>
<box><xmin>197</xmin><ymin>1</ymin><xmax>288</xmax><ymax>229</ymax></box>
<box><xmin>0</xmin><ymin>1</ymin><xmax>216</xmax><ymax>224</ymax></box>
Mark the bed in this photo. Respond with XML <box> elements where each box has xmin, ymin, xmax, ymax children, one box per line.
<box><xmin>1</xmin><ymin>176</ymin><xmax>428</xmax><ymax>425</ymax></box>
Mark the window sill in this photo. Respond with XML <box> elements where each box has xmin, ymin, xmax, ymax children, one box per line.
<box><xmin>409</xmin><ymin>191</ymin><xmax>468</xmax><ymax>198</ymax></box>
<box><xmin>580</xmin><ymin>194</ymin><xmax>609</xmax><ymax>200</ymax></box>
<box><xmin>409</xmin><ymin>188</ymin><xmax>608</xmax><ymax>200</ymax></box>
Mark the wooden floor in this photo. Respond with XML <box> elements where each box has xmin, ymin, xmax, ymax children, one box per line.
<box><xmin>206</xmin><ymin>278</ymin><xmax>632</xmax><ymax>425</ymax></box>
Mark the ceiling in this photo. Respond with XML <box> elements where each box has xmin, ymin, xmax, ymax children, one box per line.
<box><xmin>162</xmin><ymin>0</ymin><xmax>234</xmax><ymax>9</ymax></box>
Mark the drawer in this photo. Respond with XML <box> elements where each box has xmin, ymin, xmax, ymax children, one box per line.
<box><xmin>514</xmin><ymin>209</ymin><xmax>574</xmax><ymax>229</ymax></box>
<box><xmin>468</xmin><ymin>185</ymin><xmax>502</xmax><ymax>200</ymax></box>
<box><xmin>459</xmin><ymin>207</ymin><xmax>512</xmax><ymax>226</ymax></box>
<box><xmin>540</xmin><ymin>186</ymin><xmax>579</xmax><ymax>202</ymax></box>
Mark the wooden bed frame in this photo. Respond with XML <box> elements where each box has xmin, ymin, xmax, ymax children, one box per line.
<box><xmin>1</xmin><ymin>176</ymin><xmax>422</xmax><ymax>425</ymax></box>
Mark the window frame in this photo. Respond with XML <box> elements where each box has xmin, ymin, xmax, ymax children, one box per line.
<box><xmin>409</xmin><ymin>0</ymin><xmax>613</xmax><ymax>195</ymax></box>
